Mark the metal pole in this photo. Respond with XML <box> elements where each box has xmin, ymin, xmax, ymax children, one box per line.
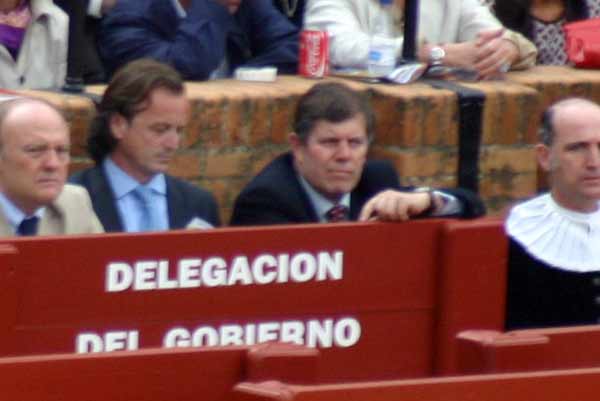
<box><xmin>62</xmin><ymin>0</ymin><xmax>86</xmax><ymax>93</ymax></box>
<box><xmin>401</xmin><ymin>0</ymin><xmax>419</xmax><ymax>61</ymax></box>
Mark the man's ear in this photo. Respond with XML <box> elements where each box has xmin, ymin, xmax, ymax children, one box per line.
<box><xmin>289</xmin><ymin>132</ymin><xmax>303</xmax><ymax>162</ymax></box>
<box><xmin>109</xmin><ymin>113</ymin><xmax>128</xmax><ymax>140</ymax></box>
<box><xmin>536</xmin><ymin>143</ymin><xmax>551</xmax><ymax>172</ymax></box>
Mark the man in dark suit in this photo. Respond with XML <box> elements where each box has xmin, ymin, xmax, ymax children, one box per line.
<box><xmin>97</xmin><ymin>0</ymin><xmax>299</xmax><ymax>80</ymax></box>
<box><xmin>230</xmin><ymin>82</ymin><xmax>485</xmax><ymax>225</ymax></box>
<box><xmin>71</xmin><ymin>59</ymin><xmax>220</xmax><ymax>232</ymax></box>
<box><xmin>54</xmin><ymin>0</ymin><xmax>118</xmax><ymax>84</ymax></box>
<box><xmin>272</xmin><ymin>0</ymin><xmax>305</xmax><ymax>27</ymax></box>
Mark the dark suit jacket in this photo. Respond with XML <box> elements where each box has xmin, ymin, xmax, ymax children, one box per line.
<box><xmin>70</xmin><ymin>166</ymin><xmax>220</xmax><ymax>232</ymax></box>
<box><xmin>99</xmin><ymin>0</ymin><xmax>299</xmax><ymax>80</ymax></box>
<box><xmin>230</xmin><ymin>153</ymin><xmax>485</xmax><ymax>226</ymax></box>
<box><xmin>272</xmin><ymin>0</ymin><xmax>305</xmax><ymax>27</ymax></box>
<box><xmin>54</xmin><ymin>0</ymin><xmax>106</xmax><ymax>83</ymax></box>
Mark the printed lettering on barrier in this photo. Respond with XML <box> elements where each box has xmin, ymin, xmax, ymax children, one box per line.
<box><xmin>0</xmin><ymin>222</ymin><xmax>441</xmax><ymax>381</ymax></box>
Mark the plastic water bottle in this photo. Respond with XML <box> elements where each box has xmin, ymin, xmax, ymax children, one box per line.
<box><xmin>367</xmin><ymin>0</ymin><xmax>397</xmax><ymax>76</ymax></box>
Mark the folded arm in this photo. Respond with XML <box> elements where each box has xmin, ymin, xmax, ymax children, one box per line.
<box><xmin>99</xmin><ymin>0</ymin><xmax>234</xmax><ymax>80</ymax></box>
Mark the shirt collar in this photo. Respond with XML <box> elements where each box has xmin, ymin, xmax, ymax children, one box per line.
<box><xmin>103</xmin><ymin>157</ymin><xmax>166</xmax><ymax>199</ymax></box>
<box><xmin>0</xmin><ymin>190</ymin><xmax>44</xmax><ymax>232</ymax></box>
<box><xmin>31</xmin><ymin>0</ymin><xmax>56</xmax><ymax>20</ymax></box>
<box><xmin>297</xmin><ymin>174</ymin><xmax>350</xmax><ymax>222</ymax></box>
<box><xmin>171</xmin><ymin>0</ymin><xmax>186</xmax><ymax>18</ymax></box>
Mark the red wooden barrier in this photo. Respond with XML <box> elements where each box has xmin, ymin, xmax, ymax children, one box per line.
<box><xmin>457</xmin><ymin>326</ymin><xmax>600</xmax><ymax>374</ymax></box>
<box><xmin>232</xmin><ymin>368</ymin><xmax>600</xmax><ymax>401</ymax></box>
<box><xmin>0</xmin><ymin>342</ymin><xmax>317</xmax><ymax>401</ymax></box>
<box><xmin>0</xmin><ymin>222</ymin><xmax>440</xmax><ymax>381</ymax></box>
<box><xmin>433</xmin><ymin>218</ymin><xmax>508</xmax><ymax>374</ymax></box>
<box><xmin>0</xmin><ymin>219</ymin><xmax>508</xmax><ymax>381</ymax></box>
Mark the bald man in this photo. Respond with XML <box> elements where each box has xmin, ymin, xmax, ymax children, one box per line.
<box><xmin>506</xmin><ymin>98</ymin><xmax>600</xmax><ymax>329</ymax></box>
<box><xmin>0</xmin><ymin>98</ymin><xmax>103</xmax><ymax>236</ymax></box>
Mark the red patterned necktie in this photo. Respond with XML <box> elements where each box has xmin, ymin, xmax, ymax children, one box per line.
<box><xmin>326</xmin><ymin>204</ymin><xmax>349</xmax><ymax>222</ymax></box>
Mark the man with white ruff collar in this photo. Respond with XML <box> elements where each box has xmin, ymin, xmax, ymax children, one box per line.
<box><xmin>505</xmin><ymin>98</ymin><xmax>600</xmax><ymax>329</ymax></box>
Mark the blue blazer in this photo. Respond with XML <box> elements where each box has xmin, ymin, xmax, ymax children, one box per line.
<box><xmin>230</xmin><ymin>153</ymin><xmax>486</xmax><ymax>226</ymax></box>
<box><xmin>99</xmin><ymin>0</ymin><xmax>299</xmax><ymax>80</ymax></box>
<box><xmin>70</xmin><ymin>166</ymin><xmax>220</xmax><ymax>232</ymax></box>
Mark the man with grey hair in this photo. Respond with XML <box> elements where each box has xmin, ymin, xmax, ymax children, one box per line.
<box><xmin>0</xmin><ymin>98</ymin><xmax>103</xmax><ymax>236</ymax></box>
<box><xmin>506</xmin><ymin>98</ymin><xmax>600</xmax><ymax>329</ymax></box>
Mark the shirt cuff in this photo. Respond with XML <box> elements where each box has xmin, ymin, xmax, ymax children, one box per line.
<box><xmin>431</xmin><ymin>191</ymin><xmax>463</xmax><ymax>216</ymax></box>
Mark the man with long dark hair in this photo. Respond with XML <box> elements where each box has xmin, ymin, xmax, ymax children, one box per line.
<box><xmin>71</xmin><ymin>59</ymin><xmax>220</xmax><ymax>232</ymax></box>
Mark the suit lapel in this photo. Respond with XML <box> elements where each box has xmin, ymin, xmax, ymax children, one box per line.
<box><xmin>349</xmin><ymin>192</ymin><xmax>362</xmax><ymax>220</ymax></box>
<box><xmin>38</xmin><ymin>204</ymin><xmax>64</xmax><ymax>235</ymax></box>
<box><xmin>280</xmin><ymin>154</ymin><xmax>319</xmax><ymax>222</ymax></box>
<box><xmin>166</xmin><ymin>176</ymin><xmax>187</xmax><ymax>229</ymax></box>
<box><xmin>86</xmin><ymin>167</ymin><xmax>123</xmax><ymax>232</ymax></box>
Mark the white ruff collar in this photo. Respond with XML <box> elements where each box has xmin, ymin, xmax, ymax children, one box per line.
<box><xmin>506</xmin><ymin>194</ymin><xmax>600</xmax><ymax>272</ymax></box>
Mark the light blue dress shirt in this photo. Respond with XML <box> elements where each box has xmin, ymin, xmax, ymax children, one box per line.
<box><xmin>297</xmin><ymin>175</ymin><xmax>351</xmax><ymax>222</ymax></box>
<box><xmin>103</xmin><ymin>158</ymin><xmax>169</xmax><ymax>232</ymax></box>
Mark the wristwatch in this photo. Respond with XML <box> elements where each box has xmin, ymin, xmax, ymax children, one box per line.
<box><xmin>429</xmin><ymin>46</ymin><xmax>445</xmax><ymax>66</ymax></box>
<box><xmin>413</xmin><ymin>187</ymin><xmax>445</xmax><ymax>216</ymax></box>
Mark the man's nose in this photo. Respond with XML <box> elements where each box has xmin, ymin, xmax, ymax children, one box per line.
<box><xmin>587</xmin><ymin>145</ymin><xmax>600</xmax><ymax>168</ymax></box>
<box><xmin>164</xmin><ymin>130</ymin><xmax>181</xmax><ymax>150</ymax></box>
<box><xmin>334</xmin><ymin>141</ymin><xmax>352</xmax><ymax>159</ymax></box>
<box><xmin>42</xmin><ymin>150</ymin><xmax>62</xmax><ymax>169</ymax></box>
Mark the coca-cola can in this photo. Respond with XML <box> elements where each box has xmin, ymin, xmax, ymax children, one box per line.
<box><xmin>299</xmin><ymin>30</ymin><xmax>330</xmax><ymax>78</ymax></box>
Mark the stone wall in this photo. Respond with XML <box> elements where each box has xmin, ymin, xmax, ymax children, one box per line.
<box><xmin>23</xmin><ymin>66</ymin><xmax>600</xmax><ymax>222</ymax></box>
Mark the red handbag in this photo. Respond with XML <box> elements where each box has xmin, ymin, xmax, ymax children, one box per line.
<box><xmin>563</xmin><ymin>18</ymin><xmax>600</xmax><ymax>68</ymax></box>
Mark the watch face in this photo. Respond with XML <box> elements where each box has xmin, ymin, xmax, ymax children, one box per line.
<box><xmin>430</xmin><ymin>46</ymin><xmax>445</xmax><ymax>63</ymax></box>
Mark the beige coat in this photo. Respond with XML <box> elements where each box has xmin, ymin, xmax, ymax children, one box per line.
<box><xmin>0</xmin><ymin>0</ymin><xmax>68</xmax><ymax>89</ymax></box>
<box><xmin>0</xmin><ymin>184</ymin><xmax>104</xmax><ymax>237</ymax></box>
<box><xmin>304</xmin><ymin>0</ymin><xmax>537</xmax><ymax>70</ymax></box>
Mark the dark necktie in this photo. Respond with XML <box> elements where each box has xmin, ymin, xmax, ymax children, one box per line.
<box><xmin>326</xmin><ymin>204</ymin><xmax>349</xmax><ymax>222</ymax></box>
<box><xmin>17</xmin><ymin>216</ymin><xmax>39</xmax><ymax>236</ymax></box>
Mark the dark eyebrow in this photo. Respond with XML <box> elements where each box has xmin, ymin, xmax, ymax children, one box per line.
<box><xmin>564</xmin><ymin>141</ymin><xmax>588</xmax><ymax>149</ymax></box>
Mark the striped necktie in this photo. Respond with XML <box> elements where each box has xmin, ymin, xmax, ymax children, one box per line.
<box><xmin>326</xmin><ymin>204</ymin><xmax>349</xmax><ymax>222</ymax></box>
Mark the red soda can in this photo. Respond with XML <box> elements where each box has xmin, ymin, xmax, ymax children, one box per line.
<box><xmin>299</xmin><ymin>30</ymin><xmax>330</xmax><ymax>78</ymax></box>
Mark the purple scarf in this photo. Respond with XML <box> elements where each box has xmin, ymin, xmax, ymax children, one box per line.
<box><xmin>0</xmin><ymin>1</ymin><xmax>31</xmax><ymax>60</ymax></box>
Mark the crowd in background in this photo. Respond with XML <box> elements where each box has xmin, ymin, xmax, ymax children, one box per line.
<box><xmin>0</xmin><ymin>0</ymin><xmax>598</xmax><ymax>89</ymax></box>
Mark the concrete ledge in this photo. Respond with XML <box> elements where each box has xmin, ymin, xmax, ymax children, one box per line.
<box><xmin>16</xmin><ymin>66</ymin><xmax>599</xmax><ymax>221</ymax></box>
